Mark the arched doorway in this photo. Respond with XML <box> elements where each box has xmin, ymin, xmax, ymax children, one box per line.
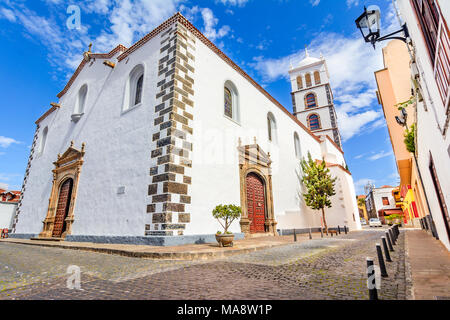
<box><xmin>246</xmin><ymin>173</ymin><xmax>266</xmax><ymax>233</ymax></box>
<box><xmin>52</xmin><ymin>178</ymin><xmax>73</xmax><ymax>238</ymax></box>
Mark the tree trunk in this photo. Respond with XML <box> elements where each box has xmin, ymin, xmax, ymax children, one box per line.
<box><xmin>322</xmin><ymin>208</ymin><xmax>328</xmax><ymax>234</ymax></box>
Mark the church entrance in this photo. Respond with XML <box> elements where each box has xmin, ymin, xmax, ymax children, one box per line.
<box><xmin>246</xmin><ymin>173</ymin><xmax>266</xmax><ymax>233</ymax></box>
<box><xmin>39</xmin><ymin>142</ymin><xmax>85</xmax><ymax>239</ymax></box>
<box><xmin>52</xmin><ymin>178</ymin><xmax>73</xmax><ymax>238</ymax></box>
<box><xmin>237</xmin><ymin>140</ymin><xmax>277</xmax><ymax>237</ymax></box>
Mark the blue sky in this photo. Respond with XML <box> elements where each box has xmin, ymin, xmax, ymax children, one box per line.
<box><xmin>0</xmin><ymin>0</ymin><xmax>400</xmax><ymax>194</ymax></box>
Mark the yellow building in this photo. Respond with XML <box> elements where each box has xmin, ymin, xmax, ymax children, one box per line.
<box><xmin>357</xmin><ymin>195</ymin><xmax>368</xmax><ymax>222</ymax></box>
<box><xmin>374</xmin><ymin>40</ymin><xmax>427</xmax><ymax>227</ymax></box>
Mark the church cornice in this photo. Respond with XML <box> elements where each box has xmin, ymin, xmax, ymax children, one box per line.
<box><xmin>289</xmin><ymin>60</ymin><xmax>324</xmax><ymax>73</ymax></box>
<box><xmin>56</xmin><ymin>45</ymin><xmax>127</xmax><ymax>99</ymax></box>
<box><xmin>324</xmin><ymin>135</ymin><xmax>344</xmax><ymax>155</ymax></box>
<box><xmin>294</xmin><ymin>103</ymin><xmax>335</xmax><ymax>114</ymax></box>
<box><xmin>291</xmin><ymin>83</ymin><xmax>328</xmax><ymax>94</ymax></box>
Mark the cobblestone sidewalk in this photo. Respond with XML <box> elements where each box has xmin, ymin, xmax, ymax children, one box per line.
<box><xmin>0</xmin><ymin>229</ymin><xmax>409</xmax><ymax>300</ymax></box>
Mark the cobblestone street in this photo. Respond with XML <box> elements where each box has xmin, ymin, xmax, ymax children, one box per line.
<box><xmin>0</xmin><ymin>229</ymin><xmax>410</xmax><ymax>300</ymax></box>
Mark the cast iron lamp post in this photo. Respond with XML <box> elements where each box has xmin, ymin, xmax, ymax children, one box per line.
<box><xmin>355</xmin><ymin>5</ymin><xmax>409</xmax><ymax>49</ymax></box>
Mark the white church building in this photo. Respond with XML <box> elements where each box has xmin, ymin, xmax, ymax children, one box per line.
<box><xmin>11</xmin><ymin>13</ymin><xmax>361</xmax><ymax>245</ymax></box>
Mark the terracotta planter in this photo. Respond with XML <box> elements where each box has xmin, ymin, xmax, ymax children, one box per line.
<box><xmin>215</xmin><ymin>234</ymin><xmax>235</xmax><ymax>247</ymax></box>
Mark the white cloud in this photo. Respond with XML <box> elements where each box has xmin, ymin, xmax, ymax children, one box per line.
<box><xmin>310</xmin><ymin>0</ymin><xmax>320</xmax><ymax>7</ymax></box>
<box><xmin>216</xmin><ymin>0</ymin><xmax>250</xmax><ymax>7</ymax></box>
<box><xmin>180</xmin><ymin>6</ymin><xmax>231</xmax><ymax>42</ymax></box>
<box><xmin>346</xmin><ymin>0</ymin><xmax>359</xmax><ymax>8</ymax></box>
<box><xmin>354</xmin><ymin>178</ymin><xmax>376</xmax><ymax>195</ymax></box>
<box><xmin>250</xmin><ymin>3</ymin><xmax>399</xmax><ymax>141</ymax></box>
<box><xmin>200</xmin><ymin>8</ymin><xmax>231</xmax><ymax>41</ymax></box>
<box><xmin>0</xmin><ymin>172</ymin><xmax>22</xmax><ymax>191</ymax></box>
<box><xmin>368</xmin><ymin>150</ymin><xmax>393</xmax><ymax>161</ymax></box>
<box><xmin>0</xmin><ymin>7</ymin><xmax>16</xmax><ymax>22</ymax></box>
<box><xmin>0</xmin><ymin>136</ymin><xmax>20</xmax><ymax>148</ymax></box>
<box><xmin>1</xmin><ymin>0</ymin><xmax>185</xmax><ymax>74</ymax></box>
<box><xmin>251</xmin><ymin>31</ymin><xmax>385</xmax><ymax>141</ymax></box>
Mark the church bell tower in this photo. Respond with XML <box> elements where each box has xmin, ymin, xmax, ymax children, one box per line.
<box><xmin>289</xmin><ymin>49</ymin><xmax>342</xmax><ymax>148</ymax></box>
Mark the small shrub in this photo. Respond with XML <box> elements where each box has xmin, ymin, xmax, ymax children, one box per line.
<box><xmin>212</xmin><ymin>204</ymin><xmax>241</xmax><ymax>234</ymax></box>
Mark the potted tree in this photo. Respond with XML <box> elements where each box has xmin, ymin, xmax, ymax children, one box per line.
<box><xmin>212</xmin><ymin>204</ymin><xmax>241</xmax><ymax>247</ymax></box>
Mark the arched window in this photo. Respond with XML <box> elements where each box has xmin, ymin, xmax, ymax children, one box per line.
<box><xmin>75</xmin><ymin>84</ymin><xmax>87</xmax><ymax>114</ymax></box>
<box><xmin>224</xmin><ymin>87</ymin><xmax>233</xmax><ymax>118</ymax></box>
<box><xmin>39</xmin><ymin>127</ymin><xmax>48</xmax><ymax>154</ymax></box>
<box><xmin>305</xmin><ymin>73</ymin><xmax>312</xmax><ymax>87</ymax></box>
<box><xmin>294</xmin><ymin>132</ymin><xmax>301</xmax><ymax>159</ymax></box>
<box><xmin>224</xmin><ymin>81</ymin><xmax>240</xmax><ymax>122</ymax></box>
<box><xmin>296</xmin><ymin>76</ymin><xmax>303</xmax><ymax>90</ymax></box>
<box><xmin>305</xmin><ymin>93</ymin><xmax>317</xmax><ymax>108</ymax></box>
<box><xmin>314</xmin><ymin>71</ymin><xmax>321</xmax><ymax>85</ymax></box>
<box><xmin>267</xmin><ymin>112</ymin><xmax>277</xmax><ymax>143</ymax></box>
<box><xmin>308</xmin><ymin>114</ymin><xmax>321</xmax><ymax>130</ymax></box>
<box><xmin>124</xmin><ymin>64</ymin><xmax>144</xmax><ymax>111</ymax></box>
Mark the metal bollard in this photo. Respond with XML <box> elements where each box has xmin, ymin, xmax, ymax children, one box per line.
<box><xmin>294</xmin><ymin>229</ymin><xmax>297</xmax><ymax>242</ymax></box>
<box><xmin>338</xmin><ymin>225</ymin><xmax>341</xmax><ymax>234</ymax></box>
<box><xmin>320</xmin><ymin>227</ymin><xmax>323</xmax><ymax>238</ymax></box>
<box><xmin>344</xmin><ymin>226</ymin><xmax>348</xmax><ymax>234</ymax></box>
<box><xmin>381</xmin><ymin>236</ymin><xmax>392</xmax><ymax>262</ymax></box>
<box><xmin>389</xmin><ymin>228</ymin><xmax>396</xmax><ymax>245</ymax></box>
<box><xmin>391</xmin><ymin>227</ymin><xmax>396</xmax><ymax>242</ymax></box>
<box><xmin>309</xmin><ymin>228</ymin><xmax>312</xmax><ymax>240</ymax></box>
<box><xmin>366</xmin><ymin>258</ymin><xmax>378</xmax><ymax>300</ymax></box>
<box><xmin>385</xmin><ymin>231</ymin><xmax>394</xmax><ymax>252</ymax></box>
<box><xmin>376</xmin><ymin>243</ymin><xmax>388</xmax><ymax>277</ymax></box>
<box><xmin>423</xmin><ymin>217</ymin><xmax>429</xmax><ymax>230</ymax></box>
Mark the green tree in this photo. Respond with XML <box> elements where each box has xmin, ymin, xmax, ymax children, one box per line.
<box><xmin>404</xmin><ymin>123</ymin><xmax>416</xmax><ymax>153</ymax></box>
<box><xmin>300</xmin><ymin>152</ymin><xmax>337</xmax><ymax>233</ymax></box>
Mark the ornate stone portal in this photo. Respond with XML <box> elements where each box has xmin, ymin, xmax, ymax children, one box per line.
<box><xmin>38</xmin><ymin>142</ymin><xmax>85</xmax><ymax>239</ymax></box>
<box><xmin>238</xmin><ymin>139</ymin><xmax>277</xmax><ymax>237</ymax></box>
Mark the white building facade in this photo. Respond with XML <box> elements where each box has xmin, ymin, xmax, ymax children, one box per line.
<box><xmin>396</xmin><ymin>0</ymin><xmax>450</xmax><ymax>250</ymax></box>
<box><xmin>12</xmin><ymin>13</ymin><xmax>360</xmax><ymax>245</ymax></box>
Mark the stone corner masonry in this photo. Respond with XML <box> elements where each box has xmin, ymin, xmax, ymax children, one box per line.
<box><xmin>146</xmin><ymin>21</ymin><xmax>196</xmax><ymax>237</ymax></box>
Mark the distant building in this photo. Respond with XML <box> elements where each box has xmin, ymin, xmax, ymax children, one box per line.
<box><xmin>0</xmin><ymin>189</ymin><xmax>21</xmax><ymax>230</ymax></box>
<box><xmin>365</xmin><ymin>185</ymin><xmax>403</xmax><ymax>224</ymax></box>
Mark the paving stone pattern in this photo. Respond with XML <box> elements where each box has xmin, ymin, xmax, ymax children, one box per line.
<box><xmin>0</xmin><ymin>229</ymin><xmax>409</xmax><ymax>300</ymax></box>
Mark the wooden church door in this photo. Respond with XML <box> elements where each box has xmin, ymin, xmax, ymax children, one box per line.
<box><xmin>246</xmin><ymin>173</ymin><xmax>266</xmax><ymax>233</ymax></box>
<box><xmin>52</xmin><ymin>178</ymin><xmax>73</xmax><ymax>238</ymax></box>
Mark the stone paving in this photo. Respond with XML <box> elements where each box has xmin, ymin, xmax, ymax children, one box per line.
<box><xmin>0</xmin><ymin>229</ymin><xmax>409</xmax><ymax>300</ymax></box>
<box><xmin>405</xmin><ymin>230</ymin><xmax>450</xmax><ymax>300</ymax></box>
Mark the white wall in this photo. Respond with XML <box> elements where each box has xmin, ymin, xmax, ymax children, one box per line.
<box><xmin>187</xmin><ymin>37</ymin><xmax>356</xmax><ymax>235</ymax></box>
<box><xmin>15</xmin><ymin>35</ymin><xmax>162</xmax><ymax>236</ymax></box>
<box><xmin>397</xmin><ymin>0</ymin><xmax>450</xmax><ymax>250</ymax></box>
<box><xmin>0</xmin><ymin>202</ymin><xmax>16</xmax><ymax>229</ymax></box>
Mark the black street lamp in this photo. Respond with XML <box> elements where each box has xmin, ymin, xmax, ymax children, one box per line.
<box><xmin>395</xmin><ymin>108</ymin><xmax>408</xmax><ymax>128</ymax></box>
<box><xmin>355</xmin><ymin>5</ymin><xmax>409</xmax><ymax>49</ymax></box>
